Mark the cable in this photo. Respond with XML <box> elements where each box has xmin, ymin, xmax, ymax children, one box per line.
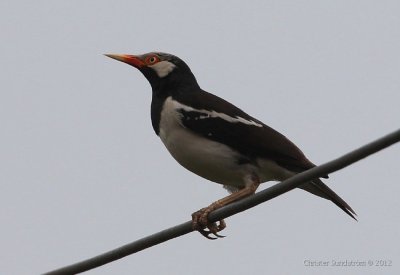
<box><xmin>43</xmin><ymin>128</ymin><xmax>400</xmax><ymax>275</ymax></box>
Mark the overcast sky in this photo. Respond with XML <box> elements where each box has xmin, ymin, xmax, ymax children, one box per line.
<box><xmin>1</xmin><ymin>1</ymin><xmax>399</xmax><ymax>274</ymax></box>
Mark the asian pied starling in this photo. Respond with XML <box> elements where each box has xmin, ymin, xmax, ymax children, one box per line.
<box><xmin>105</xmin><ymin>52</ymin><xmax>356</xmax><ymax>239</ymax></box>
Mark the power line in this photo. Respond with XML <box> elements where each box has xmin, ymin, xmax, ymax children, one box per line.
<box><xmin>43</xmin><ymin>128</ymin><xmax>400</xmax><ymax>275</ymax></box>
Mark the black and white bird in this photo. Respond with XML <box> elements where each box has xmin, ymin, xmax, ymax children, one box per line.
<box><xmin>105</xmin><ymin>52</ymin><xmax>356</xmax><ymax>239</ymax></box>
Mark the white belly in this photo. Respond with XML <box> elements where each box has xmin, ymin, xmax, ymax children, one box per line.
<box><xmin>163</xmin><ymin>126</ymin><xmax>250</xmax><ymax>186</ymax></box>
<box><xmin>158</xmin><ymin>97</ymin><xmax>295</xmax><ymax>188</ymax></box>
<box><xmin>158</xmin><ymin>97</ymin><xmax>253</xmax><ymax>187</ymax></box>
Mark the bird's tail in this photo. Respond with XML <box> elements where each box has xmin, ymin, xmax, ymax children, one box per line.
<box><xmin>299</xmin><ymin>179</ymin><xmax>357</xmax><ymax>220</ymax></box>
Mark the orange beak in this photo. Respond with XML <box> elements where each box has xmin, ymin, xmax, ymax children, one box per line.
<box><xmin>105</xmin><ymin>54</ymin><xmax>145</xmax><ymax>68</ymax></box>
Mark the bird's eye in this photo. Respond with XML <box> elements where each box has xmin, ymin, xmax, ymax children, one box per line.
<box><xmin>146</xmin><ymin>55</ymin><xmax>159</xmax><ymax>65</ymax></box>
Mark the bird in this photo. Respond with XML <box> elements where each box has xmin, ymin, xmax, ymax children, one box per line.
<box><xmin>105</xmin><ymin>52</ymin><xmax>356</xmax><ymax>239</ymax></box>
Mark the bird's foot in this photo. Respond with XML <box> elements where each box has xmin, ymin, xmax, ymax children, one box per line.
<box><xmin>191</xmin><ymin>204</ymin><xmax>227</xmax><ymax>240</ymax></box>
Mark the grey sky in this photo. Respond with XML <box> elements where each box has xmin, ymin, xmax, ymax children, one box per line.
<box><xmin>1</xmin><ymin>1</ymin><xmax>399</xmax><ymax>274</ymax></box>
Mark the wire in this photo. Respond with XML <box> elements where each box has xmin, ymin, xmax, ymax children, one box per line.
<box><xmin>43</xmin><ymin>128</ymin><xmax>400</xmax><ymax>275</ymax></box>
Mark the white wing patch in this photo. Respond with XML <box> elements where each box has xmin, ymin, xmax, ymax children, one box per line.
<box><xmin>168</xmin><ymin>97</ymin><xmax>263</xmax><ymax>127</ymax></box>
<box><xmin>149</xmin><ymin>60</ymin><xmax>177</xmax><ymax>78</ymax></box>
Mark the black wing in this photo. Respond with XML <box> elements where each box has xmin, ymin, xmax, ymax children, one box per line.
<box><xmin>175</xmin><ymin>90</ymin><xmax>320</xmax><ymax>174</ymax></box>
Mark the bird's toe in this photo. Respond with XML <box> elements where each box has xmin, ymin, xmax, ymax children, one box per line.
<box><xmin>192</xmin><ymin>208</ymin><xmax>226</xmax><ymax>239</ymax></box>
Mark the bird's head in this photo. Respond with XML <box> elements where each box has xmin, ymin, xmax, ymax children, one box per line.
<box><xmin>105</xmin><ymin>52</ymin><xmax>199</xmax><ymax>93</ymax></box>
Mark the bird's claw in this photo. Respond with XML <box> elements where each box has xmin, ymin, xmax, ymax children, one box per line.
<box><xmin>192</xmin><ymin>208</ymin><xmax>226</xmax><ymax>240</ymax></box>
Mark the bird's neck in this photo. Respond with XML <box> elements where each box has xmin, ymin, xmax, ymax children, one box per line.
<box><xmin>153</xmin><ymin>73</ymin><xmax>200</xmax><ymax>93</ymax></box>
<box><xmin>150</xmin><ymin>74</ymin><xmax>201</xmax><ymax>135</ymax></box>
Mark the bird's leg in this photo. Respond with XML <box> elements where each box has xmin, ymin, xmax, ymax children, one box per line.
<box><xmin>192</xmin><ymin>176</ymin><xmax>260</xmax><ymax>239</ymax></box>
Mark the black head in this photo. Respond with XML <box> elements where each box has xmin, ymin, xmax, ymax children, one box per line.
<box><xmin>105</xmin><ymin>52</ymin><xmax>200</xmax><ymax>93</ymax></box>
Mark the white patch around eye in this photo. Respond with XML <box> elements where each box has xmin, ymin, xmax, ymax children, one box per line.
<box><xmin>149</xmin><ymin>60</ymin><xmax>176</xmax><ymax>78</ymax></box>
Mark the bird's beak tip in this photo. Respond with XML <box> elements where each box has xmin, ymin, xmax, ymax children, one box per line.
<box><xmin>104</xmin><ymin>54</ymin><xmax>125</xmax><ymax>62</ymax></box>
<box><xmin>104</xmin><ymin>53</ymin><xmax>145</xmax><ymax>68</ymax></box>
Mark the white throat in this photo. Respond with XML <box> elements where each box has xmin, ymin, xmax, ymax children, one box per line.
<box><xmin>149</xmin><ymin>60</ymin><xmax>176</xmax><ymax>78</ymax></box>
